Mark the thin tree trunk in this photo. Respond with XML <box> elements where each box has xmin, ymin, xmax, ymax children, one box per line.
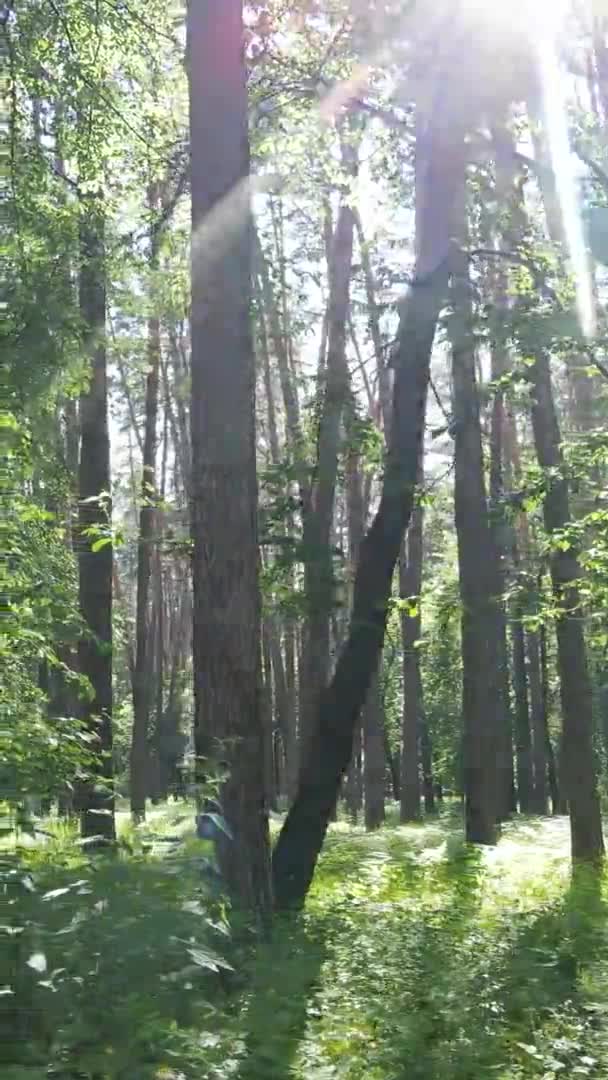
<box><xmin>353</xmin><ymin>210</ymin><xmax>392</xmax><ymax>436</ymax></box>
<box><xmin>399</xmin><ymin>511</ymin><xmax>422</xmax><ymax>822</ymax></box>
<box><xmin>77</xmin><ymin>205</ymin><xmax>115</xmax><ymax>842</ymax></box>
<box><xmin>526</xmin><ymin>626</ymin><xmax>549</xmax><ymax>814</ymax></box>
<box><xmin>130</xmin><ymin>291</ymin><xmax>161</xmax><ymax>821</ymax></box>
<box><xmin>261</xmin><ymin>622</ymin><xmax>277</xmax><ymax>811</ymax></box>
<box><xmin>385</xmin><ymin>724</ymin><xmax>401</xmax><ymax>803</ymax></box>
<box><xmin>364</xmin><ymin>669</ymin><xmax>385</xmax><ymax>830</ymax></box>
<box><xmin>299</xmin><ymin>193</ymin><xmax>355</xmax><ymax>749</ymax></box>
<box><xmin>419</xmin><ymin>670</ymin><xmax>435</xmax><ymax>814</ymax></box>
<box><xmin>188</xmin><ymin>0</ymin><xmax>271</xmax><ymax>919</ymax></box>
<box><xmin>283</xmin><ymin>619</ymin><xmax>298</xmax><ymax>802</ymax></box>
<box><xmin>272</xmin><ymin>114</ymin><xmax>467</xmax><ymax>909</ymax></box>
<box><xmin>344</xmin><ymin>429</ymin><xmax>366</xmax><ymax>822</ymax></box>
<box><xmin>540</xmin><ymin>621</ymin><xmax>561</xmax><ymax>813</ymax></box>
<box><xmin>528</xmin><ymin>350</ymin><xmax>604</xmax><ymax>858</ymax></box>
<box><xmin>512</xmin><ymin>604</ymin><xmax>534</xmax><ymax>812</ymax></box>
<box><xmin>489</xmin><ymin>343</ymin><xmax>516</xmax><ymax>819</ymax></box>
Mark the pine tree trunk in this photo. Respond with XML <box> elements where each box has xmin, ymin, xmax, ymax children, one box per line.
<box><xmin>188</xmin><ymin>0</ymin><xmax>272</xmax><ymax>919</ymax></box>
<box><xmin>364</xmin><ymin>670</ymin><xmax>385</xmax><ymax>830</ymax></box>
<box><xmin>272</xmin><ymin>115</ymin><xmax>467</xmax><ymax>908</ymax></box>
<box><xmin>77</xmin><ymin>207</ymin><xmax>115</xmax><ymax>842</ymax></box>
<box><xmin>512</xmin><ymin>606</ymin><xmax>534</xmax><ymax>812</ymax></box>
<box><xmin>399</xmin><ymin>510</ymin><xmax>422</xmax><ymax>822</ymax></box>
<box><xmin>489</xmin><ymin>347</ymin><xmax>516</xmax><ymax>819</ymax></box>
<box><xmin>419</xmin><ymin>677</ymin><xmax>435</xmax><ymax>814</ymax></box>
<box><xmin>529</xmin><ymin>351</ymin><xmax>604</xmax><ymax>859</ymax></box>
<box><xmin>526</xmin><ymin>626</ymin><xmax>549</xmax><ymax>814</ymax></box>
<box><xmin>450</xmin><ymin>248</ymin><xmax>500</xmax><ymax>845</ymax></box>
<box><xmin>130</xmin><ymin>308</ymin><xmax>161</xmax><ymax>821</ymax></box>
<box><xmin>539</xmin><ymin>622</ymin><xmax>561</xmax><ymax>814</ymax></box>
<box><xmin>299</xmin><ymin>196</ymin><xmax>355</xmax><ymax>749</ymax></box>
<box><xmin>344</xmin><ymin>725</ymin><xmax>362</xmax><ymax>821</ymax></box>
<box><xmin>385</xmin><ymin>726</ymin><xmax>401</xmax><ymax>803</ymax></box>
<box><xmin>261</xmin><ymin>623</ymin><xmax>276</xmax><ymax>812</ymax></box>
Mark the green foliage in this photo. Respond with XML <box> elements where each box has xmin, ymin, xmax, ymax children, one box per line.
<box><xmin>1</xmin><ymin>425</ymin><xmax>91</xmax><ymax>810</ymax></box>
<box><xmin>5</xmin><ymin>807</ymin><xmax>608</xmax><ymax>1080</ymax></box>
<box><xmin>2</xmin><ymin>811</ymin><xmax>231</xmax><ymax>1078</ymax></box>
<box><xmin>206</xmin><ymin>815</ymin><xmax>608</xmax><ymax>1080</ymax></box>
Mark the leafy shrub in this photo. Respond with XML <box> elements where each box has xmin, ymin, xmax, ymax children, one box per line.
<box><xmin>1</xmin><ymin>831</ymin><xmax>232</xmax><ymax>1079</ymax></box>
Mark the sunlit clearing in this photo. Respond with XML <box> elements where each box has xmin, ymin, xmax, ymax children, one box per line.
<box><xmin>536</xmin><ymin>33</ymin><xmax>596</xmax><ymax>338</ymax></box>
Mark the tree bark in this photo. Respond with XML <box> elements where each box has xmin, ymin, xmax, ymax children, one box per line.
<box><xmin>488</xmin><ymin>344</ymin><xmax>516</xmax><ymax>819</ymax></box>
<box><xmin>353</xmin><ymin>209</ymin><xmax>392</xmax><ymax>436</ymax></box>
<box><xmin>512</xmin><ymin>603</ymin><xmax>534</xmax><ymax>812</ymax></box>
<box><xmin>528</xmin><ymin>351</ymin><xmax>604</xmax><ymax>858</ymax></box>
<box><xmin>526</xmin><ymin>625</ymin><xmax>549</xmax><ymax>814</ymax></box>
<box><xmin>77</xmin><ymin>206</ymin><xmax>115</xmax><ymax>842</ymax></box>
<box><xmin>299</xmin><ymin>195</ymin><xmax>355</xmax><ymax>749</ymax></box>
<box><xmin>540</xmin><ymin>621</ymin><xmax>561</xmax><ymax>813</ymax></box>
<box><xmin>188</xmin><ymin>0</ymin><xmax>272</xmax><ymax>919</ymax></box>
<box><xmin>399</xmin><ymin>511</ymin><xmax>422</xmax><ymax>822</ymax></box>
<box><xmin>130</xmin><ymin>299</ymin><xmax>161</xmax><ymax>822</ymax></box>
<box><xmin>364</xmin><ymin>669</ymin><xmax>385</xmax><ymax>830</ymax></box>
<box><xmin>272</xmin><ymin>115</ymin><xmax>467</xmax><ymax>909</ymax></box>
<box><xmin>450</xmin><ymin>247</ymin><xmax>501</xmax><ymax>845</ymax></box>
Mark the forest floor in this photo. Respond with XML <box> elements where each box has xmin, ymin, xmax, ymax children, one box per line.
<box><xmin>5</xmin><ymin>805</ymin><xmax>608</xmax><ymax>1079</ymax></box>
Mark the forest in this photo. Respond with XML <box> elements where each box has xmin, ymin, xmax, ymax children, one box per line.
<box><xmin>6</xmin><ymin>0</ymin><xmax>608</xmax><ymax>1076</ymax></box>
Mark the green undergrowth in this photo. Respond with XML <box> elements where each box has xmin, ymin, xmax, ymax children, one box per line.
<box><xmin>3</xmin><ymin>807</ymin><xmax>608</xmax><ymax>1079</ymax></box>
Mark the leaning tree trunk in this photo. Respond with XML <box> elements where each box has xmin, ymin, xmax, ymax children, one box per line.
<box><xmin>529</xmin><ymin>350</ymin><xmax>604</xmax><ymax>859</ymax></box>
<box><xmin>271</xmin><ymin>112</ymin><xmax>468</xmax><ymax>909</ymax></box>
<box><xmin>77</xmin><ymin>205</ymin><xmax>115</xmax><ymax>842</ymax></box>
<box><xmin>188</xmin><ymin>0</ymin><xmax>271</xmax><ymax>919</ymax></box>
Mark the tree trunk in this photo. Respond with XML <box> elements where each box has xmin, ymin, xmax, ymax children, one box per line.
<box><xmin>283</xmin><ymin>619</ymin><xmax>298</xmax><ymax>802</ymax></box>
<box><xmin>353</xmin><ymin>209</ymin><xmax>392</xmax><ymax>435</ymax></box>
<box><xmin>526</xmin><ymin>626</ymin><xmax>549</xmax><ymax>814</ymax></box>
<box><xmin>364</xmin><ymin>670</ymin><xmax>385</xmax><ymax>830</ymax></box>
<box><xmin>130</xmin><ymin>303</ymin><xmax>161</xmax><ymax>822</ymax></box>
<box><xmin>489</xmin><ymin>345</ymin><xmax>516</xmax><ymax>819</ymax></box>
<box><xmin>350</xmin><ymin>727</ymin><xmax>364</xmax><ymax>820</ymax></box>
<box><xmin>272</xmin><ymin>116</ymin><xmax>467</xmax><ymax>909</ymax></box>
<box><xmin>261</xmin><ymin>622</ymin><xmax>276</xmax><ymax>812</ymax></box>
<box><xmin>450</xmin><ymin>247</ymin><xmax>500</xmax><ymax>845</ymax></box>
<box><xmin>512</xmin><ymin>605</ymin><xmax>534</xmax><ymax>812</ymax></box>
<box><xmin>385</xmin><ymin>724</ymin><xmax>401</xmax><ymax>803</ymax></box>
<box><xmin>540</xmin><ymin>622</ymin><xmax>561</xmax><ymax>813</ymax></box>
<box><xmin>188</xmin><ymin>0</ymin><xmax>272</xmax><ymax>919</ymax></box>
<box><xmin>528</xmin><ymin>351</ymin><xmax>604</xmax><ymax>859</ymax></box>
<box><xmin>399</xmin><ymin>510</ymin><xmax>422</xmax><ymax>822</ymax></box>
<box><xmin>299</xmin><ymin>194</ymin><xmax>355</xmax><ymax>749</ymax></box>
<box><xmin>419</xmin><ymin>698</ymin><xmax>435</xmax><ymax>813</ymax></box>
<box><xmin>77</xmin><ymin>206</ymin><xmax>115</xmax><ymax>842</ymax></box>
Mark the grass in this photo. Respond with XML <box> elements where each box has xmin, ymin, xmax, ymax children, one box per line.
<box><xmin>4</xmin><ymin>804</ymin><xmax>608</xmax><ymax>1079</ymax></box>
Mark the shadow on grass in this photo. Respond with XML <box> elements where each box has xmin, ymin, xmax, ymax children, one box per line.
<box><xmin>234</xmin><ymin>912</ymin><xmax>330</xmax><ymax>1080</ymax></box>
<box><xmin>305</xmin><ymin>833</ymin><xmax>608</xmax><ymax>1080</ymax></box>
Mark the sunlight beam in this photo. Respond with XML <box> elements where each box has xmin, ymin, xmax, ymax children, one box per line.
<box><xmin>536</xmin><ymin>32</ymin><xmax>596</xmax><ymax>338</ymax></box>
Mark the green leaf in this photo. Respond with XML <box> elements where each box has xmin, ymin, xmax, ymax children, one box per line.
<box><xmin>91</xmin><ymin>537</ymin><xmax>111</xmax><ymax>553</ymax></box>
